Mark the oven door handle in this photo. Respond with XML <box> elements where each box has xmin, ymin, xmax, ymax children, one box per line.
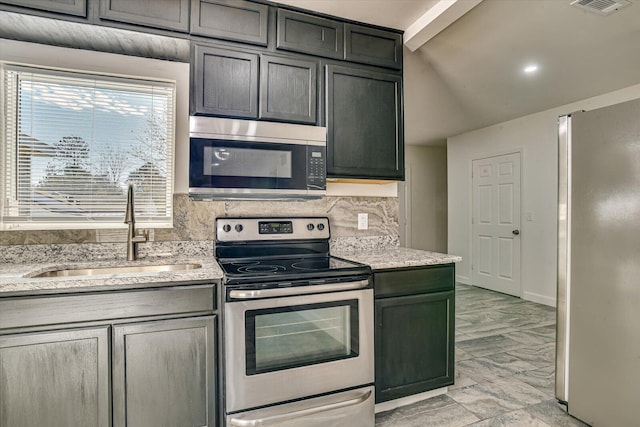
<box><xmin>228</xmin><ymin>279</ymin><xmax>369</xmax><ymax>300</ymax></box>
<box><xmin>228</xmin><ymin>389</ymin><xmax>372</xmax><ymax>426</ymax></box>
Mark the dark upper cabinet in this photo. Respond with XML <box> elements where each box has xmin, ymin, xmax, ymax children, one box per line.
<box><xmin>260</xmin><ymin>54</ymin><xmax>317</xmax><ymax>124</ymax></box>
<box><xmin>191</xmin><ymin>0</ymin><xmax>268</xmax><ymax>46</ymax></box>
<box><xmin>276</xmin><ymin>9</ymin><xmax>344</xmax><ymax>60</ymax></box>
<box><xmin>1</xmin><ymin>0</ymin><xmax>87</xmax><ymax>17</ymax></box>
<box><xmin>112</xmin><ymin>316</ymin><xmax>217</xmax><ymax>427</ymax></box>
<box><xmin>374</xmin><ymin>265</ymin><xmax>455</xmax><ymax>403</ymax></box>
<box><xmin>0</xmin><ymin>327</ymin><xmax>110</xmax><ymax>427</ymax></box>
<box><xmin>99</xmin><ymin>0</ymin><xmax>190</xmax><ymax>32</ymax></box>
<box><xmin>326</xmin><ymin>64</ymin><xmax>404</xmax><ymax>180</ymax></box>
<box><xmin>345</xmin><ymin>24</ymin><xmax>403</xmax><ymax>70</ymax></box>
<box><xmin>192</xmin><ymin>44</ymin><xmax>259</xmax><ymax>118</ymax></box>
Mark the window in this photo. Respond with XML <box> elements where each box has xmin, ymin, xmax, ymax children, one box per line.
<box><xmin>1</xmin><ymin>64</ymin><xmax>175</xmax><ymax>230</ymax></box>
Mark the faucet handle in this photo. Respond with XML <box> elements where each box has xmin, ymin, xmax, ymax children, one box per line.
<box><xmin>133</xmin><ymin>229</ymin><xmax>149</xmax><ymax>242</ymax></box>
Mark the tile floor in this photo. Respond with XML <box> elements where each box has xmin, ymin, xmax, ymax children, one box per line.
<box><xmin>375</xmin><ymin>283</ymin><xmax>589</xmax><ymax>426</ymax></box>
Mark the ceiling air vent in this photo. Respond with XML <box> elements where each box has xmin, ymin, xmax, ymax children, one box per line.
<box><xmin>570</xmin><ymin>0</ymin><xmax>631</xmax><ymax>15</ymax></box>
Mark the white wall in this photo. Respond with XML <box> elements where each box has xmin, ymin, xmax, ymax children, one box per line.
<box><xmin>400</xmin><ymin>145</ymin><xmax>447</xmax><ymax>252</ymax></box>
<box><xmin>448</xmin><ymin>83</ymin><xmax>640</xmax><ymax>306</ymax></box>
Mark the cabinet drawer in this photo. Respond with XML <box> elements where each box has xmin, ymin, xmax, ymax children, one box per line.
<box><xmin>0</xmin><ymin>285</ymin><xmax>215</xmax><ymax>330</ymax></box>
<box><xmin>191</xmin><ymin>0</ymin><xmax>268</xmax><ymax>46</ymax></box>
<box><xmin>345</xmin><ymin>24</ymin><xmax>403</xmax><ymax>70</ymax></box>
<box><xmin>276</xmin><ymin>9</ymin><xmax>343</xmax><ymax>60</ymax></box>
<box><xmin>375</xmin><ymin>264</ymin><xmax>454</xmax><ymax>298</ymax></box>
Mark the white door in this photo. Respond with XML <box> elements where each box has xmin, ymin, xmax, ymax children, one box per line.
<box><xmin>471</xmin><ymin>153</ymin><xmax>521</xmax><ymax>296</ymax></box>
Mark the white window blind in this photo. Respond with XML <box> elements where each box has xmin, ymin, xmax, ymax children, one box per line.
<box><xmin>1</xmin><ymin>64</ymin><xmax>175</xmax><ymax>230</ymax></box>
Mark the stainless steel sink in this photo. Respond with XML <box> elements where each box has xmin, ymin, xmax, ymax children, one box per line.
<box><xmin>32</xmin><ymin>263</ymin><xmax>202</xmax><ymax>278</ymax></box>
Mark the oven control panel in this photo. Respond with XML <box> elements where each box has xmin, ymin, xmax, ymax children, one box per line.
<box><xmin>217</xmin><ymin>217</ymin><xmax>330</xmax><ymax>242</ymax></box>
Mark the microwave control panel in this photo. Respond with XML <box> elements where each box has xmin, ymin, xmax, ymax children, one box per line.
<box><xmin>307</xmin><ymin>148</ymin><xmax>326</xmax><ymax>190</ymax></box>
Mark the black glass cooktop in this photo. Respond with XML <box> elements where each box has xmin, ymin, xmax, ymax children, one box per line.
<box><xmin>218</xmin><ymin>255</ymin><xmax>371</xmax><ymax>285</ymax></box>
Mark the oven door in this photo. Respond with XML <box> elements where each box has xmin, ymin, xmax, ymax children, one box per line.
<box><xmin>224</xmin><ymin>283</ymin><xmax>374</xmax><ymax>413</ymax></box>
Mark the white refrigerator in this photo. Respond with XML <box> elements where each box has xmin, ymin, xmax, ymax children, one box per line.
<box><xmin>556</xmin><ymin>98</ymin><xmax>640</xmax><ymax>426</ymax></box>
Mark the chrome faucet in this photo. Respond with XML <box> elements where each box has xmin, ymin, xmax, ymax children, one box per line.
<box><xmin>124</xmin><ymin>184</ymin><xmax>148</xmax><ymax>261</ymax></box>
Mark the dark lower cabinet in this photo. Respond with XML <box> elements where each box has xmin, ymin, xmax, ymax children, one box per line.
<box><xmin>112</xmin><ymin>316</ymin><xmax>217</xmax><ymax>427</ymax></box>
<box><xmin>0</xmin><ymin>327</ymin><xmax>110</xmax><ymax>427</ymax></box>
<box><xmin>326</xmin><ymin>64</ymin><xmax>404</xmax><ymax>180</ymax></box>
<box><xmin>374</xmin><ymin>265</ymin><xmax>455</xmax><ymax>403</ymax></box>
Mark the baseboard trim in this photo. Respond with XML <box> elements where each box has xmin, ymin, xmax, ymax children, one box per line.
<box><xmin>523</xmin><ymin>291</ymin><xmax>556</xmax><ymax>307</ymax></box>
<box><xmin>374</xmin><ymin>387</ymin><xmax>448</xmax><ymax>414</ymax></box>
<box><xmin>456</xmin><ymin>275</ymin><xmax>470</xmax><ymax>285</ymax></box>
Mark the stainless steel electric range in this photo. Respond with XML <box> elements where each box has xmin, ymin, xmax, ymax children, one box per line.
<box><xmin>216</xmin><ymin>217</ymin><xmax>374</xmax><ymax>427</ymax></box>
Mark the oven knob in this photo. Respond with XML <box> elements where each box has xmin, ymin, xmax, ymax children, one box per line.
<box><xmin>307</xmin><ymin>223</ymin><xmax>315</xmax><ymax>231</ymax></box>
<box><xmin>222</xmin><ymin>224</ymin><xmax>231</xmax><ymax>233</ymax></box>
<box><xmin>317</xmin><ymin>223</ymin><xmax>325</xmax><ymax>231</ymax></box>
<box><xmin>235</xmin><ymin>224</ymin><xmax>244</xmax><ymax>232</ymax></box>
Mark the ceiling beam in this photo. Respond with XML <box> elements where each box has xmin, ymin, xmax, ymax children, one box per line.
<box><xmin>404</xmin><ymin>0</ymin><xmax>483</xmax><ymax>52</ymax></box>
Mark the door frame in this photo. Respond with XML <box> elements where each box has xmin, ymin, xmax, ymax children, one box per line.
<box><xmin>469</xmin><ymin>148</ymin><xmax>523</xmax><ymax>297</ymax></box>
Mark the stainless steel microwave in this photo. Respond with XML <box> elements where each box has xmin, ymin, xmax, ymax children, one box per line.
<box><xmin>189</xmin><ymin>117</ymin><xmax>327</xmax><ymax>199</ymax></box>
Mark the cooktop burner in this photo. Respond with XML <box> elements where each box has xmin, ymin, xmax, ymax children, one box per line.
<box><xmin>215</xmin><ymin>217</ymin><xmax>372</xmax><ymax>286</ymax></box>
<box><xmin>219</xmin><ymin>256</ymin><xmax>365</xmax><ymax>277</ymax></box>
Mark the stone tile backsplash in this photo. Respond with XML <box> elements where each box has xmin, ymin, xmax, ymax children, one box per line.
<box><xmin>1</xmin><ymin>194</ymin><xmax>399</xmax><ymax>262</ymax></box>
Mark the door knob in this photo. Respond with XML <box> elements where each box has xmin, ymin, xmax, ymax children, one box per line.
<box><xmin>512</xmin><ymin>229</ymin><xmax>520</xmax><ymax>235</ymax></box>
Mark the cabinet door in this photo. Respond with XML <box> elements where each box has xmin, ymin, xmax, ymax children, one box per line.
<box><xmin>112</xmin><ymin>316</ymin><xmax>217</xmax><ymax>427</ymax></box>
<box><xmin>1</xmin><ymin>0</ymin><xmax>87</xmax><ymax>17</ymax></box>
<box><xmin>99</xmin><ymin>0</ymin><xmax>190</xmax><ymax>32</ymax></box>
<box><xmin>276</xmin><ymin>9</ymin><xmax>343</xmax><ymax>60</ymax></box>
<box><xmin>260</xmin><ymin>54</ymin><xmax>317</xmax><ymax>124</ymax></box>
<box><xmin>375</xmin><ymin>291</ymin><xmax>455</xmax><ymax>403</ymax></box>
<box><xmin>326</xmin><ymin>65</ymin><xmax>404</xmax><ymax>180</ymax></box>
<box><xmin>0</xmin><ymin>327</ymin><xmax>110</xmax><ymax>427</ymax></box>
<box><xmin>345</xmin><ymin>24</ymin><xmax>403</xmax><ymax>70</ymax></box>
<box><xmin>192</xmin><ymin>44</ymin><xmax>258</xmax><ymax>118</ymax></box>
<box><xmin>191</xmin><ymin>0</ymin><xmax>268</xmax><ymax>46</ymax></box>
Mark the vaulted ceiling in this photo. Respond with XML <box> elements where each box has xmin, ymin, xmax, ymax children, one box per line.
<box><xmin>277</xmin><ymin>0</ymin><xmax>640</xmax><ymax>145</ymax></box>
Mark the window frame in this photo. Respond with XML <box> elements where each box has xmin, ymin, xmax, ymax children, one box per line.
<box><xmin>0</xmin><ymin>60</ymin><xmax>179</xmax><ymax>231</ymax></box>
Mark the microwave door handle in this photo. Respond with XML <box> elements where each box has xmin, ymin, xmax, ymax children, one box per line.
<box><xmin>228</xmin><ymin>279</ymin><xmax>369</xmax><ymax>299</ymax></box>
<box><xmin>228</xmin><ymin>389</ymin><xmax>372</xmax><ymax>427</ymax></box>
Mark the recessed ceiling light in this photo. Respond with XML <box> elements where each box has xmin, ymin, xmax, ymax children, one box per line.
<box><xmin>523</xmin><ymin>64</ymin><xmax>539</xmax><ymax>74</ymax></box>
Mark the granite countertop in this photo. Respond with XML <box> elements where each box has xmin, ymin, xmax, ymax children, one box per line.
<box><xmin>334</xmin><ymin>247</ymin><xmax>462</xmax><ymax>270</ymax></box>
<box><xmin>0</xmin><ymin>256</ymin><xmax>223</xmax><ymax>297</ymax></box>
<box><xmin>1</xmin><ymin>246</ymin><xmax>460</xmax><ymax>297</ymax></box>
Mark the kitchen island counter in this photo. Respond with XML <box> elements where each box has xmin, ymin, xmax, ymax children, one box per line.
<box><xmin>334</xmin><ymin>247</ymin><xmax>462</xmax><ymax>270</ymax></box>
<box><xmin>0</xmin><ymin>256</ymin><xmax>223</xmax><ymax>297</ymax></box>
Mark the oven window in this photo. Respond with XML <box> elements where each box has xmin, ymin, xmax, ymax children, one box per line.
<box><xmin>245</xmin><ymin>300</ymin><xmax>359</xmax><ymax>375</ymax></box>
